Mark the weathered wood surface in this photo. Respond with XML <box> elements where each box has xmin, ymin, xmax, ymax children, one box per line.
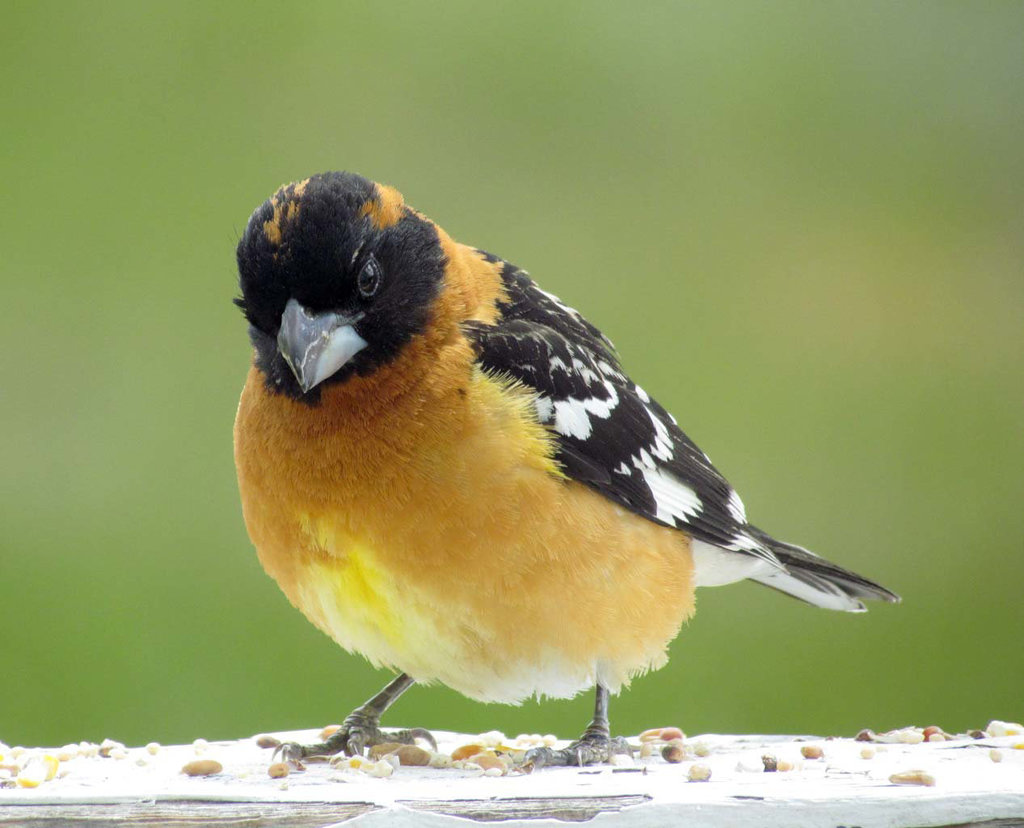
<box><xmin>2</xmin><ymin>728</ymin><xmax>1023</xmax><ymax>827</ymax></box>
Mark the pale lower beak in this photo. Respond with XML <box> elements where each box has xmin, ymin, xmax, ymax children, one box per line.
<box><xmin>277</xmin><ymin>298</ymin><xmax>368</xmax><ymax>393</ymax></box>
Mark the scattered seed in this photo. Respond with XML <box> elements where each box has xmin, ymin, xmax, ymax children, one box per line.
<box><xmin>639</xmin><ymin>742</ymin><xmax>655</xmax><ymax>758</ymax></box>
<box><xmin>109</xmin><ymin>748</ymin><xmax>128</xmax><ymax>761</ymax></box>
<box><xmin>98</xmin><ymin>739</ymin><xmax>125</xmax><ymax>758</ymax></box>
<box><xmin>855</xmin><ymin>729</ymin><xmax>876</xmax><ymax>742</ymax></box>
<box><xmin>890</xmin><ymin>770</ymin><xmax>935</xmax><ymax>787</ymax></box>
<box><xmin>320</xmin><ymin>725</ymin><xmax>342</xmax><ymax>741</ymax></box>
<box><xmin>193</xmin><ymin>738</ymin><xmax>209</xmax><ymax>755</ymax></box>
<box><xmin>146</xmin><ymin>742</ymin><xmax>160</xmax><ymax>756</ymax></box>
<box><xmin>428</xmin><ymin>752</ymin><xmax>454</xmax><ymax>768</ymax></box>
<box><xmin>182</xmin><ymin>759</ymin><xmax>222</xmax><ymax>777</ymax></box>
<box><xmin>988</xmin><ymin>721</ymin><xmax>1024</xmax><ymax>737</ymax></box>
<box><xmin>394</xmin><ymin>745</ymin><xmax>431</xmax><ymax>766</ymax></box>
<box><xmin>860</xmin><ymin>748</ymin><xmax>875</xmax><ymax>760</ymax></box>
<box><xmin>777</xmin><ymin>760</ymin><xmax>793</xmax><ymax>772</ymax></box>
<box><xmin>484</xmin><ymin>766</ymin><xmax>504</xmax><ymax>777</ymax></box>
<box><xmin>693</xmin><ymin>742</ymin><xmax>710</xmax><ymax>757</ymax></box>
<box><xmin>801</xmin><ymin>745</ymin><xmax>823</xmax><ymax>760</ymax></box>
<box><xmin>897</xmin><ymin>730</ymin><xmax>925</xmax><ymax>745</ymax></box>
<box><xmin>452</xmin><ymin>744</ymin><xmax>486</xmax><ymax>761</ymax></box>
<box><xmin>364</xmin><ymin>759</ymin><xmax>394</xmax><ymax>778</ymax></box>
<box><xmin>990</xmin><ymin>750</ymin><xmax>1003</xmax><ymax>763</ymax></box>
<box><xmin>609</xmin><ymin>753</ymin><xmax>634</xmax><ymax>767</ymax></box>
<box><xmin>16</xmin><ymin>764</ymin><xmax>47</xmax><ymax>788</ymax></box>
<box><xmin>688</xmin><ymin>763</ymin><xmax>712</xmax><ymax>782</ymax></box>
<box><xmin>478</xmin><ymin>731</ymin><xmax>506</xmax><ymax>748</ymax></box>
<box><xmin>969</xmin><ymin>730</ymin><xmax>988</xmax><ymax>740</ymax></box>
<box><xmin>470</xmin><ymin>753</ymin><xmax>505</xmax><ymax>773</ymax></box>
<box><xmin>662</xmin><ymin>743</ymin><xmax>685</xmax><ymax>764</ymax></box>
<box><xmin>368</xmin><ymin>742</ymin><xmax>404</xmax><ymax>760</ymax></box>
<box><xmin>268</xmin><ymin>762</ymin><xmax>289</xmax><ymax>778</ymax></box>
<box><xmin>542</xmin><ymin>734</ymin><xmax>558</xmax><ymax>747</ymax></box>
<box><xmin>255</xmin><ymin>735</ymin><xmax>281</xmax><ymax>749</ymax></box>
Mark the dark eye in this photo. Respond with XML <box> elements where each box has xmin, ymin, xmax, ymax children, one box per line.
<box><xmin>357</xmin><ymin>254</ymin><xmax>383</xmax><ymax>299</ymax></box>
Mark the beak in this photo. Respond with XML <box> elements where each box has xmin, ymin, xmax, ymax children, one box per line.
<box><xmin>277</xmin><ymin>298</ymin><xmax>368</xmax><ymax>393</ymax></box>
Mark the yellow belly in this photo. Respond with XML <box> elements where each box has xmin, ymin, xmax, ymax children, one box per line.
<box><xmin>235</xmin><ymin>363</ymin><xmax>696</xmax><ymax>703</ymax></box>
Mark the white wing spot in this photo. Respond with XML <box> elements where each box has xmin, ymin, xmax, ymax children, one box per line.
<box><xmin>638</xmin><ymin>466</ymin><xmax>703</xmax><ymax>522</ymax></box>
<box><xmin>551</xmin><ymin>381</ymin><xmax>620</xmax><ymax>441</ymax></box>
<box><xmin>726</xmin><ymin>488</ymin><xmax>747</xmax><ymax>523</ymax></box>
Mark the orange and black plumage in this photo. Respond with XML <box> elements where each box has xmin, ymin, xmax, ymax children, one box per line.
<box><xmin>233</xmin><ymin>171</ymin><xmax>898</xmax><ymax>765</ymax></box>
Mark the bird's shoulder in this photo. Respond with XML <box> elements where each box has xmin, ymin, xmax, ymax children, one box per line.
<box><xmin>462</xmin><ymin>250</ymin><xmax>777</xmax><ymax>561</ymax></box>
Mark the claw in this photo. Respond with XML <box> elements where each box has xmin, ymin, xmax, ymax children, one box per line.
<box><xmin>392</xmin><ymin>727</ymin><xmax>438</xmax><ymax>752</ymax></box>
<box><xmin>273</xmin><ymin>741</ymin><xmax>307</xmax><ymax>769</ymax></box>
<box><xmin>268</xmin><ymin>722</ymin><xmax>437</xmax><ymax>764</ymax></box>
<box><xmin>521</xmin><ymin>734</ymin><xmax>632</xmax><ymax>770</ymax></box>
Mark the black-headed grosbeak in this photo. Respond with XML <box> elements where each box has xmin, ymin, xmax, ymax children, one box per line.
<box><xmin>233</xmin><ymin>172</ymin><xmax>898</xmax><ymax>767</ymax></box>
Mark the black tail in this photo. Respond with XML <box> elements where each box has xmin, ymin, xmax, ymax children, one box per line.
<box><xmin>747</xmin><ymin>526</ymin><xmax>900</xmax><ymax>612</ymax></box>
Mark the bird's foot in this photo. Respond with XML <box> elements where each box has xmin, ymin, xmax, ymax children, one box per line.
<box><xmin>522</xmin><ymin>731</ymin><xmax>632</xmax><ymax>770</ymax></box>
<box><xmin>273</xmin><ymin>713</ymin><xmax>436</xmax><ymax>766</ymax></box>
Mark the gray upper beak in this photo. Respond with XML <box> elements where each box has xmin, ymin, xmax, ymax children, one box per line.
<box><xmin>277</xmin><ymin>298</ymin><xmax>368</xmax><ymax>393</ymax></box>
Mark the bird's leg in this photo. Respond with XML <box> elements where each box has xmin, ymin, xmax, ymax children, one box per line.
<box><xmin>274</xmin><ymin>673</ymin><xmax>436</xmax><ymax>765</ymax></box>
<box><xmin>523</xmin><ymin>683</ymin><xmax>632</xmax><ymax>769</ymax></box>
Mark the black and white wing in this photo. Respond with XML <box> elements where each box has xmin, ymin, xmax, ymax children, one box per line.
<box><xmin>464</xmin><ymin>255</ymin><xmax>900</xmax><ymax>612</ymax></box>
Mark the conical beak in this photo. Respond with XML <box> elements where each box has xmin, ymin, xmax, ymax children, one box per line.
<box><xmin>276</xmin><ymin>299</ymin><xmax>368</xmax><ymax>393</ymax></box>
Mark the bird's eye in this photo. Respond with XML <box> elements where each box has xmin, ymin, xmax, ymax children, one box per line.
<box><xmin>357</xmin><ymin>254</ymin><xmax>383</xmax><ymax>299</ymax></box>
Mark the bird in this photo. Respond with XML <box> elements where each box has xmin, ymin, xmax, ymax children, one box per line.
<box><xmin>232</xmin><ymin>171</ymin><xmax>899</xmax><ymax>768</ymax></box>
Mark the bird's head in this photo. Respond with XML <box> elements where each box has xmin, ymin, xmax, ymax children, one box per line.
<box><xmin>235</xmin><ymin>172</ymin><xmax>446</xmax><ymax>403</ymax></box>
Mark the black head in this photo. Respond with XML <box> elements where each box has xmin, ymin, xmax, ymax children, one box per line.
<box><xmin>235</xmin><ymin>172</ymin><xmax>445</xmax><ymax>403</ymax></box>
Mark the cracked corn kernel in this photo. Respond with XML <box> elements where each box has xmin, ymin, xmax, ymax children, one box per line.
<box><xmin>17</xmin><ymin>756</ymin><xmax>58</xmax><ymax>788</ymax></box>
<box><xmin>470</xmin><ymin>753</ymin><xmax>505</xmax><ymax>773</ymax></box>
<box><xmin>452</xmin><ymin>744</ymin><xmax>486</xmax><ymax>761</ymax></box>
<box><xmin>365</xmin><ymin>759</ymin><xmax>394</xmax><ymax>777</ymax></box>
<box><xmin>801</xmin><ymin>745</ymin><xmax>823</xmax><ymax>759</ymax></box>
<box><xmin>268</xmin><ymin>762</ymin><xmax>289</xmax><ymax>778</ymax></box>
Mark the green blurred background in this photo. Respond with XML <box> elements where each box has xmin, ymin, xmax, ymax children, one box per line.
<box><xmin>2</xmin><ymin>2</ymin><xmax>1022</xmax><ymax>749</ymax></box>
